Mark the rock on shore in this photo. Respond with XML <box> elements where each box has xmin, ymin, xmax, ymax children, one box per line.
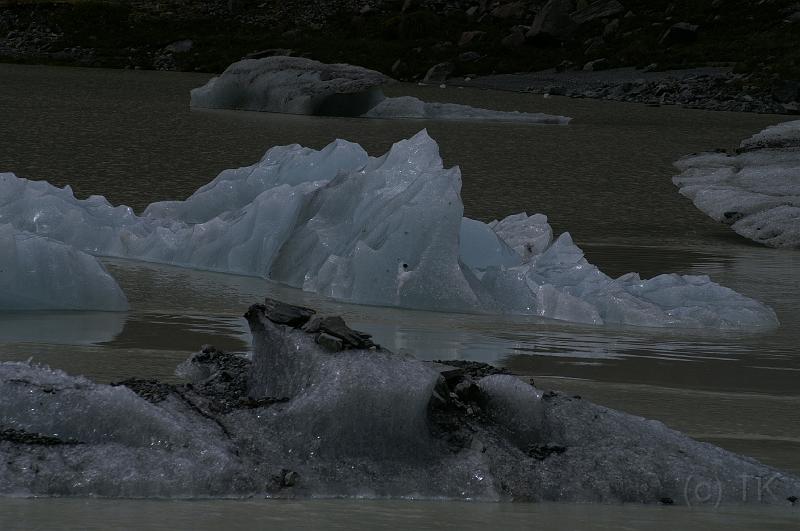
<box><xmin>451</xmin><ymin>67</ymin><xmax>795</xmax><ymax>115</ymax></box>
<box><xmin>1</xmin><ymin>299</ymin><xmax>798</xmax><ymax>503</ymax></box>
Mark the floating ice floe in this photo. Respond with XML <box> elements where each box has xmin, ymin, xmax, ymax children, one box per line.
<box><xmin>0</xmin><ymin>224</ymin><xmax>128</xmax><ymax>311</ymax></box>
<box><xmin>1</xmin><ymin>301</ymin><xmax>797</xmax><ymax>501</ymax></box>
<box><xmin>190</xmin><ymin>56</ymin><xmax>570</xmax><ymax>124</ymax></box>
<box><xmin>0</xmin><ymin>131</ymin><xmax>777</xmax><ymax>328</ymax></box>
<box><xmin>362</xmin><ymin>95</ymin><xmax>570</xmax><ymax>124</ymax></box>
<box><xmin>673</xmin><ymin>120</ymin><xmax>800</xmax><ymax>248</ymax></box>
<box><xmin>190</xmin><ymin>56</ymin><xmax>390</xmax><ymax>116</ymax></box>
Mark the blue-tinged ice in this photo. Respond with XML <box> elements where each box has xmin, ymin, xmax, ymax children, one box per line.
<box><xmin>0</xmin><ymin>132</ymin><xmax>778</xmax><ymax>328</ymax></box>
<box><xmin>673</xmin><ymin>119</ymin><xmax>800</xmax><ymax>248</ymax></box>
<box><xmin>0</xmin><ymin>224</ymin><xmax>128</xmax><ymax>311</ymax></box>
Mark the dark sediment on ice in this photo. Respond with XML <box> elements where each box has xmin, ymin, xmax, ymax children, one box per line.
<box><xmin>1</xmin><ymin>297</ymin><xmax>799</xmax><ymax>504</ymax></box>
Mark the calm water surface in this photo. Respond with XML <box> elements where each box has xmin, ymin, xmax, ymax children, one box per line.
<box><xmin>0</xmin><ymin>64</ymin><xmax>798</xmax><ymax>529</ymax></box>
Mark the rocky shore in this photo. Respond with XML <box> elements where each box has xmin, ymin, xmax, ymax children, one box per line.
<box><xmin>451</xmin><ymin>67</ymin><xmax>798</xmax><ymax>114</ymax></box>
<box><xmin>1</xmin><ymin>0</ymin><xmax>799</xmax><ymax>114</ymax></box>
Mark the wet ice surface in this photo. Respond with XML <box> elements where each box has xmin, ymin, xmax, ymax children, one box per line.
<box><xmin>0</xmin><ymin>133</ymin><xmax>777</xmax><ymax>328</ymax></box>
<box><xmin>0</xmin><ymin>224</ymin><xmax>128</xmax><ymax>311</ymax></box>
<box><xmin>674</xmin><ymin>119</ymin><xmax>800</xmax><ymax>248</ymax></box>
<box><xmin>2</xmin><ymin>304</ymin><xmax>798</xmax><ymax>502</ymax></box>
<box><xmin>1</xmin><ymin>244</ymin><xmax>797</xmax><ymax>483</ymax></box>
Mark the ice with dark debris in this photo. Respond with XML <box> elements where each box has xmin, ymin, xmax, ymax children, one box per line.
<box><xmin>1</xmin><ymin>300</ymin><xmax>798</xmax><ymax>503</ymax></box>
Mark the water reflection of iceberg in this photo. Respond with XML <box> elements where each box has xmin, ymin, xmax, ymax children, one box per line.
<box><xmin>0</xmin><ymin>311</ymin><xmax>126</xmax><ymax>345</ymax></box>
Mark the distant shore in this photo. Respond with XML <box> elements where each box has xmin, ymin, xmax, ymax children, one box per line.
<box><xmin>2</xmin><ymin>0</ymin><xmax>798</xmax><ymax>115</ymax></box>
<box><xmin>448</xmin><ymin>67</ymin><xmax>796</xmax><ymax>114</ymax></box>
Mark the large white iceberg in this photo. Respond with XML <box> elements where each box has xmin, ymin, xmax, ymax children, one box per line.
<box><xmin>673</xmin><ymin>120</ymin><xmax>800</xmax><ymax>248</ymax></box>
<box><xmin>0</xmin><ymin>132</ymin><xmax>777</xmax><ymax>328</ymax></box>
<box><xmin>0</xmin><ymin>224</ymin><xmax>128</xmax><ymax>311</ymax></box>
<box><xmin>190</xmin><ymin>56</ymin><xmax>570</xmax><ymax>125</ymax></box>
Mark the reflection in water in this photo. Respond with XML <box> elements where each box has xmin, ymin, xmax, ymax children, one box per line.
<box><xmin>104</xmin><ymin>313</ymin><xmax>249</xmax><ymax>353</ymax></box>
<box><xmin>1</xmin><ymin>498</ymin><xmax>799</xmax><ymax>531</ymax></box>
<box><xmin>0</xmin><ymin>311</ymin><xmax>126</xmax><ymax>345</ymax></box>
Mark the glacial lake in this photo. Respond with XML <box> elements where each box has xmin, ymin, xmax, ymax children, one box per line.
<box><xmin>0</xmin><ymin>63</ymin><xmax>798</xmax><ymax>529</ymax></box>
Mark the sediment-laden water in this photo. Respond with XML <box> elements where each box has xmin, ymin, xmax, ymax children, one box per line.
<box><xmin>0</xmin><ymin>64</ymin><xmax>798</xmax><ymax>528</ymax></box>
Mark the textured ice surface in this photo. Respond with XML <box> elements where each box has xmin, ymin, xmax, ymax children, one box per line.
<box><xmin>0</xmin><ymin>132</ymin><xmax>777</xmax><ymax>328</ymax></box>
<box><xmin>0</xmin><ymin>361</ymin><xmax>242</xmax><ymax>497</ymax></box>
<box><xmin>190</xmin><ymin>56</ymin><xmax>390</xmax><ymax>116</ymax></box>
<box><xmin>1</xmin><ymin>305</ymin><xmax>798</xmax><ymax>502</ymax></box>
<box><xmin>0</xmin><ymin>224</ymin><xmax>128</xmax><ymax>311</ymax></box>
<box><xmin>488</xmin><ymin>213</ymin><xmax>553</xmax><ymax>262</ymax></box>
<box><xmin>674</xmin><ymin>120</ymin><xmax>800</xmax><ymax>248</ymax></box>
<box><xmin>363</xmin><ymin>96</ymin><xmax>571</xmax><ymax>124</ymax></box>
<box><xmin>190</xmin><ymin>56</ymin><xmax>570</xmax><ymax>124</ymax></box>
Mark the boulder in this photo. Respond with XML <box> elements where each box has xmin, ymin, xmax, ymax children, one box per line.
<box><xmin>491</xmin><ymin>1</ymin><xmax>527</xmax><ymax>20</ymax></box>
<box><xmin>458</xmin><ymin>51</ymin><xmax>481</xmax><ymax>62</ymax></box>
<box><xmin>261</xmin><ymin>298</ymin><xmax>316</xmax><ymax>328</ymax></box>
<box><xmin>164</xmin><ymin>39</ymin><xmax>193</xmax><ymax>54</ymax></box>
<box><xmin>603</xmin><ymin>18</ymin><xmax>620</xmax><ymax>38</ymax></box>
<box><xmin>501</xmin><ymin>28</ymin><xmax>527</xmax><ymax>48</ymax></box>
<box><xmin>583</xmin><ymin>57</ymin><xmax>608</xmax><ymax>71</ymax></box>
<box><xmin>422</xmin><ymin>62</ymin><xmax>454</xmax><ymax>84</ymax></box>
<box><xmin>570</xmin><ymin>0</ymin><xmax>625</xmax><ymax>26</ymax></box>
<box><xmin>584</xmin><ymin>36</ymin><xmax>604</xmax><ymax>55</ymax></box>
<box><xmin>772</xmin><ymin>80</ymin><xmax>800</xmax><ymax>104</ymax></box>
<box><xmin>659</xmin><ymin>22</ymin><xmax>699</xmax><ymax>46</ymax></box>
<box><xmin>458</xmin><ymin>30</ymin><xmax>486</xmax><ymax>47</ymax></box>
<box><xmin>526</xmin><ymin>0</ymin><xmax>577</xmax><ymax>41</ymax></box>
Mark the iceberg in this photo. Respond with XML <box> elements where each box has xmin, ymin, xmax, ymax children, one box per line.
<box><xmin>0</xmin><ymin>132</ymin><xmax>777</xmax><ymax>328</ymax></box>
<box><xmin>0</xmin><ymin>224</ymin><xmax>128</xmax><ymax>311</ymax></box>
<box><xmin>362</xmin><ymin>95</ymin><xmax>571</xmax><ymax>124</ymax></box>
<box><xmin>190</xmin><ymin>56</ymin><xmax>390</xmax><ymax>116</ymax></box>
<box><xmin>673</xmin><ymin>120</ymin><xmax>800</xmax><ymax>248</ymax></box>
<box><xmin>190</xmin><ymin>56</ymin><xmax>570</xmax><ymax>125</ymax></box>
<box><xmin>1</xmin><ymin>301</ymin><xmax>798</xmax><ymax>502</ymax></box>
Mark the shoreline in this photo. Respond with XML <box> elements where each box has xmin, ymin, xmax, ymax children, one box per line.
<box><xmin>447</xmin><ymin>66</ymin><xmax>797</xmax><ymax>115</ymax></box>
<box><xmin>2</xmin><ymin>1</ymin><xmax>799</xmax><ymax>117</ymax></box>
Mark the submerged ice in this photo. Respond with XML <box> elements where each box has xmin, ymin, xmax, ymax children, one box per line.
<box><xmin>190</xmin><ymin>56</ymin><xmax>570</xmax><ymax>125</ymax></box>
<box><xmin>363</xmin><ymin>95</ymin><xmax>570</xmax><ymax>124</ymax></box>
<box><xmin>1</xmin><ymin>301</ymin><xmax>798</xmax><ymax>502</ymax></box>
<box><xmin>0</xmin><ymin>132</ymin><xmax>777</xmax><ymax>328</ymax></box>
<box><xmin>673</xmin><ymin>119</ymin><xmax>800</xmax><ymax>248</ymax></box>
<box><xmin>0</xmin><ymin>224</ymin><xmax>128</xmax><ymax>311</ymax></box>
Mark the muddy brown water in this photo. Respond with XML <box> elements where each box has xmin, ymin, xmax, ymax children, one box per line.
<box><xmin>0</xmin><ymin>64</ymin><xmax>798</xmax><ymax>529</ymax></box>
